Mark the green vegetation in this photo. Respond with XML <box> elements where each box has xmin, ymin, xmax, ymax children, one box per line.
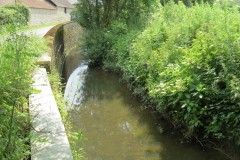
<box><xmin>0</xmin><ymin>4</ymin><xmax>29</xmax><ymax>27</ymax></box>
<box><xmin>125</xmin><ymin>2</ymin><xmax>240</xmax><ymax>145</ymax></box>
<box><xmin>73</xmin><ymin>0</ymin><xmax>240</xmax><ymax>151</ymax></box>
<box><xmin>0</xmin><ymin>31</ymin><xmax>46</xmax><ymax>159</ymax></box>
<box><xmin>71</xmin><ymin>0</ymin><xmax>158</xmax><ymax>66</ymax></box>
<box><xmin>48</xmin><ymin>64</ymin><xmax>86</xmax><ymax>160</ymax></box>
<box><xmin>160</xmin><ymin>0</ymin><xmax>215</xmax><ymax>6</ymax></box>
<box><xmin>0</xmin><ymin>4</ymin><xmax>46</xmax><ymax>159</ymax></box>
<box><xmin>0</xmin><ymin>3</ymin><xmax>84</xmax><ymax>159</ymax></box>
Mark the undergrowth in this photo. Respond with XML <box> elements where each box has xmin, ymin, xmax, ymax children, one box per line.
<box><xmin>76</xmin><ymin>1</ymin><xmax>240</xmax><ymax>157</ymax></box>
<box><xmin>0</xmin><ymin>26</ymin><xmax>46</xmax><ymax>159</ymax></box>
<box><xmin>124</xmin><ymin>2</ymin><xmax>240</xmax><ymax>145</ymax></box>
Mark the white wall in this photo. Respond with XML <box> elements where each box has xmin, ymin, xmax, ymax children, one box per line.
<box><xmin>29</xmin><ymin>7</ymin><xmax>72</xmax><ymax>26</ymax></box>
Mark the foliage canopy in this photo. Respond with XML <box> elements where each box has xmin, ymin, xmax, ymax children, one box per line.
<box><xmin>71</xmin><ymin>0</ymin><xmax>157</xmax><ymax>29</ymax></box>
<box><xmin>0</xmin><ymin>4</ymin><xmax>30</xmax><ymax>26</ymax></box>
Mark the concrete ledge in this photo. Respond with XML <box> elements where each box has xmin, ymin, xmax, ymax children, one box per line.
<box><xmin>29</xmin><ymin>68</ymin><xmax>73</xmax><ymax>160</ymax></box>
<box><xmin>36</xmin><ymin>53</ymin><xmax>51</xmax><ymax>66</ymax></box>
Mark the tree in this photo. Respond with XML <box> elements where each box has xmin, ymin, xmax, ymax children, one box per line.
<box><xmin>71</xmin><ymin>0</ymin><xmax>157</xmax><ymax>29</ymax></box>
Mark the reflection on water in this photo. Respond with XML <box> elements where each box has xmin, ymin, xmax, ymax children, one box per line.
<box><xmin>65</xmin><ymin>67</ymin><xmax>228</xmax><ymax>160</ymax></box>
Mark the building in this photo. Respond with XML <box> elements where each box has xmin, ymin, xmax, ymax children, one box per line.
<box><xmin>67</xmin><ymin>0</ymin><xmax>78</xmax><ymax>5</ymax></box>
<box><xmin>0</xmin><ymin>0</ymin><xmax>74</xmax><ymax>26</ymax></box>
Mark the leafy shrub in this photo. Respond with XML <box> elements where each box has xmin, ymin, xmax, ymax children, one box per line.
<box><xmin>160</xmin><ymin>0</ymin><xmax>215</xmax><ymax>6</ymax></box>
<box><xmin>71</xmin><ymin>0</ymin><xmax>157</xmax><ymax>29</ymax></box>
<box><xmin>76</xmin><ymin>0</ymin><xmax>240</xmax><ymax>148</ymax></box>
<box><xmin>82</xmin><ymin>21</ymin><xmax>139</xmax><ymax>68</ymax></box>
<box><xmin>120</xmin><ymin>2</ymin><xmax>240</xmax><ymax>145</ymax></box>
<box><xmin>86</xmin><ymin>1</ymin><xmax>240</xmax><ymax>146</ymax></box>
<box><xmin>81</xmin><ymin>28</ymin><xmax>107</xmax><ymax>66</ymax></box>
<box><xmin>72</xmin><ymin>0</ymin><xmax>159</xmax><ymax>67</ymax></box>
<box><xmin>103</xmin><ymin>21</ymin><xmax>133</xmax><ymax>71</ymax></box>
<box><xmin>0</xmin><ymin>30</ymin><xmax>46</xmax><ymax>159</ymax></box>
<box><xmin>0</xmin><ymin>4</ymin><xmax>30</xmax><ymax>26</ymax></box>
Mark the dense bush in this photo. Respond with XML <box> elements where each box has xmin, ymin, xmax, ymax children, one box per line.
<box><xmin>81</xmin><ymin>28</ymin><xmax>107</xmax><ymax>66</ymax></box>
<box><xmin>103</xmin><ymin>21</ymin><xmax>139</xmax><ymax>71</ymax></box>
<box><xmin>0</xmin><ymin>4</ymin><xmax>30</xmax><ymax>26</ymax></box>
<box><xmin>72</xmin><ymin>0</ymin><xmax>158</xmax><ymax>66</ymax></box>
<box><xmin>117</xmin><ymin>2</ymin><xmax>240</xmax><ymax>145</ymax></box>
<box><xmin>0</xmin><ymin>29</ymin><xmax>46</xmax><ymax>159</ymax></box>
<box><xmin>83</xmin><ymin>21</ymin><xmax>139</xmax><ymax>67</ymax></box>
<box><xmin>74</xmin><ymin>0</ymin><xmax>240</xmax><ymax>149</ymax></box>
<box><xmin>82</xmin><ymin>1</ymin><xmax>240</xmax><ymax>146</ymax></box>
<box><xmin>71</xmin><ymin>0</ymin><xmax>157</xmax><ymax>29</ymax></box>
<box><xmin>160</xmin><ymin>0</ymin><xmax>215</xmax><ymax>6</ymax></box>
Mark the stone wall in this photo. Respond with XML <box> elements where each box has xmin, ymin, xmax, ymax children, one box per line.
<box><xmin>63</xmin><ymin>22</ymin><xmax>83</xmax><ymax>80</ymax></box>
<box><xmin>63</xmin><ymin>22</ymin><xmax>82</xmax><ymax>54</ymax></box>
<box><xmin>48</xmin><ymin>22</ymin><xmax>83</xmax><ymax>79</ymax></box>
<box><xmin>29</xmin><ymin>7</ymin><xmax>71</xmax><ymax>26</ymax></box>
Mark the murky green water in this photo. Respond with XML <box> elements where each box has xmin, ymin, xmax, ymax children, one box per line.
<box><xmin>65</xmin><ymin>66</ymin><xmax>228</xmax><ymax>160</ymax></box>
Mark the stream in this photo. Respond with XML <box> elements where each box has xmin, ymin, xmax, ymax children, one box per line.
<box><xmin>64</xmin><ymin>62</ymin><xmax>229</xmax><ymax>160</ymax></box>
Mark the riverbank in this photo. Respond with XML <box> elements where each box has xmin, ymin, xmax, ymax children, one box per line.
<box><xmin>73</xmin><ymin>1</ymin><xmax>240</xmax><ymax>159</ymax></box>
<box><xmin>0</xmin><ymin>28</ymin><xmax>46</xmax><ymax>159</ymax></box>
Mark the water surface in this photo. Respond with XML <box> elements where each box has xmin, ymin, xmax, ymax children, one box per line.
<box><xmin>65</xmin><ymin>66</ymin><xmax>228</xmax><ymax>160</ymax></box>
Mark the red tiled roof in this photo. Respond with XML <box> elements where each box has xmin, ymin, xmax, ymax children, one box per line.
<box><xmin>20</xmin><ymin>0</ymin><xmax>56</xmax><ymax>10</ymax></box>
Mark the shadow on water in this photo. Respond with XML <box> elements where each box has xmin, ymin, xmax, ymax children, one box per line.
<box><xmin>64</xmin><ymin>66</ymin><xmax>229</xmax><ymax>160</ymax></box>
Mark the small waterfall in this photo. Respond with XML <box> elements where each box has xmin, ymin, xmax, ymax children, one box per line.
<box><xmin>64</xmin><ymin>62</ymin><xmax>88</xmax><ymax>108</ymax></box>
